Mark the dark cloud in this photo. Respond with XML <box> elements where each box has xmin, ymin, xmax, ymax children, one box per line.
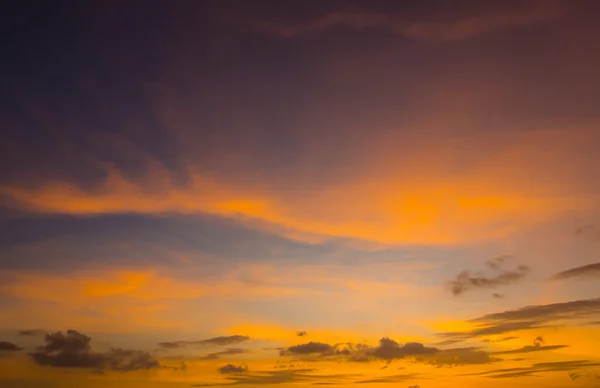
<box><xmin>372</xmin><ymin>338</ymin><xmax>439</xmax><ymax>361</ymax></box>
<box><xmin>353</xmin><ymin>374</ymin><xmax>418</xmax><ymax>384</ymax></box>
<box><xmin>466</xmin><ymin>360</ymin><xmax>600</xmax><ymax>379</ymax></box>
<box><xmin>438</xmin><ymin>321</ymin><xmax>542</xmax><ymax>342</ymax></box>
<box><xmin>575</xmin><ymin>224</ymin><xmax>596</xmax><ymax>235</ymax></box>
<box><xmin>492</xmin><ymin>344</ymin><xmax>567</xmax><ymax>355</ymax></box>
<box><xmin>553</xmin><ymin>262</ymin><xmax>600</xmax><ymax>280</ymax></box>
<box><xmin>482</xmin><ymin>336</ymin><xmax>518</xmax><ymax>344</ymax></box>
<box><xmin>219</xmin><ymin>364</ymin><xmax>248</xmax><ymax>374</ymax></box>
<box><xmin>287</xmin><ymin>342</ymin><xmax>334</xmax><ymax>355</ymax></box>
<box><xmin>421</xmin><ymin>347</ymin><xmax>498</xmax><ymax>367</ymax></box>
<box><xmin>0</xmin><ymin>341</ymin><xmax>22</xmax><ymax>351</ymax></box>
<box><xmin>491</xmin><ymin>336</ymin><xmax>567</xmax><ymax>355</ymax></box>
<box><xmin>29</xmin><ymin>330</ymin><xmax>159</xmax><ymax>371</ymax></box>
<box><xmin>194</xmin><ymin>368</ymin><xmax>356</xmax><ymax>386</ymax></box>
<box><xmin>448</xmin><ymin>256</ymin><xmax>530</xmax><ymax>296</ymax></box>
<box><xmin>159</xmin><ymin>335</ymin><xmax>249</xmax><ymax>349</ymax></box>
<box><xmin>17</xmin><ymin>329</ymin><xmax>45</xmax><ymax>336</ymax></box>
<box><xmin>492</xmin><ymin>293</ymin><xmax>505</xmax><ymax>299</ymax></box>
<box><xmin>296</xmin><ymin>331</ymin><xmax>307</xmax><ymax>337</ymax></box>
<box><xmin>469</xmin><ymin>298</ymin><xmax>600</xmax><ymax>324</ymax></box>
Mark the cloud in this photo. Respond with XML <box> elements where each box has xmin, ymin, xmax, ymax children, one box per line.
<box><xmin>296</xmin><ymin>331</ymin><xmax>307</xmax><ymax>337</ymax></box>
<box><xmin>200</xmin><ymin>349</ymin><xmax>249</xmax><ymax>360</ymax></box>
<box><xmin>466</xmin><ymin>360</ymin><xmax>600</xmax><ymax>379</ymax></box>
<box><xmin>237</xmin><ymin>3</ymin><xmax>560</xmax><ymax>42</ymax></box>
<box><xmin>420</xmin><ymin>347</ymin><xmax>498</xmax><ymax>367</ymax></box>
<box><xmin>492</xmin><ymin>344</ymin><xmax>568</xmax><ymax>355</ymax></box>
<box><xmin>482</xmin><ymin>336</ymin><xmax>518</xmax><ymax>344</ymax></box>
<box><xmin>0</xmin><ymin>341</ymin><xmax>22</xmax><ymax>351</ymax></box>
<box><xmin>553</xmin><ymin>262</ymin><xmax>600</xmax><ymax>280</ymax></box>
<box><xmin>287</xmin><ymin>342</ymin><xmax>335</xmax><ymax>355</ymax></box>
<box><xmin>448</xmin><ymin>256</ymin><xmax>530</xmax><ymax>296</ymax></box>
<box><xmin>219</xmin><ymin>364</ymin><xmax>248</xmax><ymax>374</ymax></box>
<box><xmin>159</xmin><ymin>335</ymin><xmax>250</xmax><ymax>349</ymax></box>
<box><xmin>469</xmin><ymin>298</ymin><xmax>600</xmax><ymax>324</ymax></box>
<box><xmin>372</xmin><ymin>338</ymin><xmax>439</xmax><ymax>361</ymax></box>
<box><xmin>438</xmin><ymin>321</ymin><xmax>542</xmax><ymax>342</ymax></box>
<box><xmin>353</xmin><ymin>374</ymin><xmax>418</xmax><ymax>384</ymax></box>
<box><xmin>492</xmin><ymin>293</ymin><xmax>505</xmax><ymax>299</ymax></box>
<box><xmin>17</xmin><ymin>329</ymin><xmax>45</xmax><ymax>336</ymax></box>
<box><xmin>29</xmin><ymin>330</ymin><xmax>159</xmax><ymax>371</ymax></box>
<box><xmin>193</xmin><ymin>368</ymin><xmax>344</xmax><ymax>386</ymax></box>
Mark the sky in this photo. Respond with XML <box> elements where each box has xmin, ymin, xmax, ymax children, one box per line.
<box><xmin>1</xmin><ymin>0</ymin><xmax>600</xmax><ymax>387</ymax></box>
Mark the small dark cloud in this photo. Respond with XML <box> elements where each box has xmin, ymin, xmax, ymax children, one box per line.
<box><xmin>29</xmin><ymin>330</ymin><xmax>159</xmax><ymax>371</ymax></box>
<box><xmin>491</xmin><ymin>336</ymin><xmax>567</xmax><ymax>355</ymax></box>
<box><xmin>159</xmin><ymin>335</ymin><xmax>249</xmax><ymax>349</ymax></box>
<box><xmin>553</xmin><ymin>262</ymin><xmax>600</xmax><ymax>280</ymax></box>
<box><xmin>0</xmin><ymin>341</ymin><xmax>22</xmax><ymax>351</ymax></box>
<box><xmin>482</xmin><ymin>336</ymin><xmax>518</xmax><ymax>344</ymax></box>
<box><xmin>219</xmin><ymin>364</ymin><xmax>248</xmax><ymax>374</ymax></box>
<box><xmin>372</xmin><ymin>338</ymin><xmax>439</xmax><ymax>361</ymax></box>
<box><xmin>353</xmin><ymin>374</ymin><xmax>417</xmax><ymax>384</ymax></box>
<box><xmin>492</xmin><ymin>293</ymin><xmax>505</xmax><ymax>299</ymax></box>
<box><xmin>492</xmin><ymin>344</ymin><xmax>567</xmax><ymax>355</ymax></box>
<box><xmin>448</xmin><ymin>256</ymin><xmax>530</xmax><ymax>296</ymax></box>
<box><xmin>288</xmin><ymin>342</ymin><xmax>334</xmax><ymax>355</ymax></box>
<box><xmin>575</xmin><ymin>224</ymin><xmax>596</xmax><ymax>235</ymax></box>
<box><xmin>296</xmin><ymin>331</ymin><xmax>307</xmax><ymax>337</ymax></box>
<box><xmin>17</xmin><ymin>329</ymin><xmax>45</xmax><ymax>336</ymax></box>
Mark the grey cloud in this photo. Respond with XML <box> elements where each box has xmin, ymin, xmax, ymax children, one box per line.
<box><xmin>353</xmin><ymin>374</ymin><xmax>417</xmax><ymax>384</ymax></box>
<box><xmin>219</xmin><ymin>364</ymin><xmax>248</xmax><ymax>374</ymax></box>
<box><xmin>449</xmin><ymin>256</ymin><xmax>530</xmax><ymax>296</ymax></box>
<box><xmin>491</xmin><ymin>336</ymin><xmax>567</xmax><ymax>355</ymax></box>
<box><xmin>159</xmin><ymin>335</ymin><xmax>249</xmax><ymax>349</ymax></box>
<box><xmin>29</xmin><ymin>330</ymin><xmax>159</xmax><ymax>371</ymax></box>
<box><xmin>288</xmin><ymin>342</ymin><xmax>334</xmax><ymax>355</ymax></box>
<box><xmin>438</xmin><ymin>321</ymin><xmax>542</xmax><ymax>342</ymax></box>
<box><xmin>482</xmin><ymin>336</ymin><xmax>518</xmax><ymax>344</ymax></box>
<box><xmin>469</xmin><ymin>298</ymin><xmax>600</xmax><ymax>324</ymax></box>
<box><xmin>466</xmin><ymin>360</ymin><xmax>600</xmax><ymax>379</ymax></box>
<box><xmin>492</xmin><ymin>293</ymin><xmax>505</xmax><ymax>299</ymax></box>
<box><xmin>0</xmin><ymin>341</ymin><xmax>22</xmax><ymax>351</ymax></box>
<box><xmin>553</xmin><ymin>262</ymin><xmax>600</xmax><ymax>280</ymax></box>
<box><xmin>200</xmin><ymin>349</ymin><xmax>249</xmax><ymax>360</ymax></box>
<box><xmin>492</xmin><ymin>344</ymin><xmax>567</xmax><ymax>355</ymax></box>
<box><xmin>194</xmin><ymin>368</ymin><xmax>358</xmax><ymax>386</ymax></box>
<box><xmin>296</xmin><ymin>331</ymin><xmax>307</xmax><ymax>337</ymax></box>
<box><xmin>575</xmin><ymin>224</ymin><xmax>596</xmax><ymax>235</ymax></box>
<box><xmin>17</xmin><ymin>329</ymin><xmax>45</xmax><ymax>336</ymax></box>
<box><xmin>421</xmin><ymin>347</ymin><xmax>498</xmax><ymax>367</ymax></box>
<box><xmin>372</xmin><ymin>338</ymin><xmax>439</xmax><ymax>361</ymax></box>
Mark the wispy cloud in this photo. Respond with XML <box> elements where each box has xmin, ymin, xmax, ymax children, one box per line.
<box><xmin>235</xmin><ymin>3</ymin><xmax>560</xmax><ymax>42</ymax></box>
<box><xmin>466</xmin><ymin>360</ymin><xmax>600</xmax><ymax>379</ymax></box>
<box><xmin>553</xmin><ymin>262</ymin><xmax>600</xmax><ymax>280</ymax></box>
<box><xmin>448</xmin><ymin>256</ymin><xmax>530</xmax><ymax>296</ymax></box>
<box><xmin>158</xmin><ymin>335</ymin><xmax>250</xmax><ymax>349</ymax></box>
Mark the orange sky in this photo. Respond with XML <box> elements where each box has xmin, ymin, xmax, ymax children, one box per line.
<box><xmin>1</xmin><ymin>1</ymin><xmax>600</xmax><ymax>387</ymax></box>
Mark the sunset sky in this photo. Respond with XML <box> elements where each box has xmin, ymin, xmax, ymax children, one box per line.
<box><xmin>1</xmin><ymin>1</ymin><xmax>600</xmax><ymax>387</ymax></box>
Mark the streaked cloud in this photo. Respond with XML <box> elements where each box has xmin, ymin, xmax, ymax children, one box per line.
<box><xmin>158</xmin><ymin>335</ymin><xmax>250</xmax><ymax>349</ymax></box>
<box><xmin>0</xmin><ymin>341</ymin><xmax>22</xmax><ymax>352</ymax></box>
<box><xmin>553</xmin><ymin>262</ymin><xmax>600</xmax><ymax>280</ymax></box>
